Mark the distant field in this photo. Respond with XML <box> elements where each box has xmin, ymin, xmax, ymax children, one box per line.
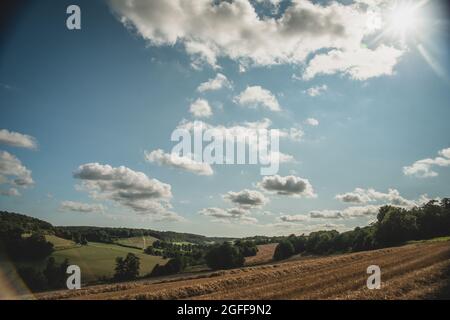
<box><xmin>51</xmin><ymin>242</ymin><xmax>167</xmax><ymax>283</ymax></box>
<box><xmin>37</xmin><ymin>241</ymin><xmax>450</xmax><ymax>300</ymax></box>
<box><xmin>407</xmin><ymin>236</ymin><xmax>450</xmax><ymax>244</ymax></box>
<box><xmin>245</xmin><ymin>243</ymin><xmax>277</xmax><ymax>266</ymax></box>
<box><xmin>24</xmin><ymin>236</ymin><xmax>167</xmax><ymax>284</ymax></box>
<box><xmin>115</xmin><ymin>236</ymin><xmax>158</xmax><ymax>249</ymax></box>
<box><xmin>45</xmin><ymin>235</ymin><xmax>76</xmax><ymax>250</ymax></box>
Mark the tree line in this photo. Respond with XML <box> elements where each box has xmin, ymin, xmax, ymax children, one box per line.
<box><xmin>273</xmin><ymin>199</ymin><xmax>450</xmax><ymax>260</ymax></box>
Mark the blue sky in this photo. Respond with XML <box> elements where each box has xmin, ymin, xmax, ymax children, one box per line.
<box><xmin>1</xmin><ymin>0</ymin><xmax>449</xmax><ymax>237</ymax></box>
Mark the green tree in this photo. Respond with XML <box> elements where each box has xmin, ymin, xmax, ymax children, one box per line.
<box><xmin>205</xmin><ymin>242</ymin><xmax>245</xmax><ymax>270</ymax></box>
<box><xmin>114</xmin><ymin>253</ymin><xmax>140</xmax><ymax>281</ymax></box>
<box><xmin>273</xmin><ymin>240</ymin><xmax>295</xmax><ymax>261</ymax></box>
<box><xmin>43</xmin><ymin>257</ymin><xmax>69</xmax><ymax>289</ymax></box>
<box><xmin>375</xmin><ymin>206</ymin><xmax>418</xmax><ymax>246</ymax></box>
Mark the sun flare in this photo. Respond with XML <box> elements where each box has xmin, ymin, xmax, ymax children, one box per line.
<box><xmin>385</xmin><ymin>0</ymin><xmax>428</xmax><ymax>40</ymax></box>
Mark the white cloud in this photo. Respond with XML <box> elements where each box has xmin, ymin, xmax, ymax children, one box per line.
<box><xmin>304</xmin><ymin>118</ymin><xmax>319</xmax><ymax>126</ymax></box>
<box><xmin>309</xmin><ymin>205</ymin><xmax>381</xmax><ymax>219</ymax></box>
<box><xmin>223</xmin><ymin>189</ymin><xmax>268</xmax><ymax>208</ymax></box>
<box><xmin>0</xmin><ymin>151</ymin><xmax>34</xmax><ymax>187</ymax></box>
<box><xmin>59</xmin><ymin>201</ymin><xmax>105</xmax><ymax>213</ymax></box>
<box><xmin>199</xmin><ymin>206</ymin><xmax>257</xmax><ymax>224</ymax></box>
<box><xmin>178</xmin><ymin>117</ymin><xmax>298</xmax><ymax>142</ymax></box>
<box><xmin>197</xmin><ymin>73</ymin><xmax>231</xmax><ymax>92</ymax></box>
<box><xmin>189</xmin><ymin>98</ymin><xmax>213</xmax><ymax>118</ymax></box>
<box><xmin>234</xmin><ymin>86</ymin><xmax>281</xmax><ymax>112</ymax></box>
<box><xmin>303</xmin><ymin>45</ymin><xmax>403</xmax><ymax>81</ymax></box>
<box><xmin>403</xmin><ymin>148</ymin><xmax>450</xmax><ymax>178</ymax></box>
<box><xmin>0</xmin><ymin>129</ymin><xmax>37</xmax><ymax>149</ymax></box>
<box><xmin>304</xmin><ymin>85</ymin><xmax>327</xmax><ymax>97</ymax></box>
<box><xmin>336</xmin><ymin>187</ymin><xmax>417</xmax><ymax>207</ymax></box>
<box><xmin>145</xmin><ymin>149</ymin><xmax>213</xmax><ymax>176</ymax></box>
<box><xmin>108</xmin><ymin>0</ymin><xmax>402</xmax><ymax>80</ymax></box>
<box><xmin>267</xmin><ymin>221</ymin><xmax>348</xmax><ymax>234</ymax></box>
<box><xmin>0</xmin><ymin>188</ymin><xmax>20</xmax><ymax>197</ymax></box>
<box><xmin>258</xmin><ymin>175</ymin><xmax>316</xmax><ymax>198</ymax></box>
<box><xmin>73</xmin><ymin>163</ymin><xmax>182</xmax><ymax>221</ymax></box>
<box><xmin>176</xmin><ymin>118</ymin><xmax>297</xmax><ymax>162</ymax></box>
<box><xmin>278</xmin><ymin>214</ymin><xmax>310</xmax><ymax>223</ymax></box>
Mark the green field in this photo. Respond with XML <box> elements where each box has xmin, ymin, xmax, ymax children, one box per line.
<box><xmin>407</xmin><ymin>236</ymin><xmax>450</xmax><ymax>244</ymax></box>
<box><xmin>51</xmin><ymin>242</ymin><xmax>167</xmax><ymax>283</ymax></box>
<box><xmin>45</xmin><ymin>235</ymin><xmax>76</xmax><ymax>249</ymax></box>
<box><xmin>19</xmin><ymin>236</ymin><xmax>168</xmax><ymax>284</ymax></box>
<box><xmin>115</xmin><ymin>236</ymin><xmax>158</xmax><ymax>249</ymax></box>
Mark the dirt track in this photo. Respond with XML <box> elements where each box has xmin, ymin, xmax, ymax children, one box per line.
<box><xmin>37</xmin><ymin>241</ymin><xmax>450</xmax><ymax>300</ymax></box>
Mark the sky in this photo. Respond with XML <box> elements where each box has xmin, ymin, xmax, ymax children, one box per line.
<box><xmin>0</xmin><ymin>0</ymin><xmax>449</xmax><ymax>237</ymax></box>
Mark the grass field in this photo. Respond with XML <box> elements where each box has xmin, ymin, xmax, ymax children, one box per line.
<box><xmin>36</xmin><ymin>241</ymin><xmax>450</xmax><ymax>300</ymax></box>
<box><xmin>21</xmin><ymin>236</ymin><xmax>168</xmax><ymax>284</ymax></box>
<box><xmin>45</xmin><ymin>235</ymin><xmax>76</xmax><ymax>250</ymax></box>
<box><xmin>51</xmin><ymin>242</ymin><xmax>167</xmax><ymax>283</ymax></box>
<box><xmin>115</xmin><ymin>236</ymin><xmax>159</xmax><ymax>250</ymax></box>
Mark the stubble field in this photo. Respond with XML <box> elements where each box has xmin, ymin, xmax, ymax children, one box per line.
<box><xmin>36</xmin><ymin>241</ymin><xmax>450</xmax><ymax>300</ymax></box>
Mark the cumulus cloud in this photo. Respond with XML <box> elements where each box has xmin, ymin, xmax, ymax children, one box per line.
<box><xmin>108</xmin><ymin>0</ymin><xmax>402</xmax><ymax>80</ymax></box>
<box><xmin>336</xmin><ymin>188</ymin><xmax>419</xmax><ymax>207</ymax></box>
<box><xmin>200</xmin><ymin>188</ymin><xmax>266</xmax><ymax>223</ymax></box>
<box><xmin>189</xmin><ymin>98</ymin><xmax>213</xmax><ymax>118</ymax></box>
<box><xmin>303</xmin><ymin>45</ymin><xmax>403</xmax><ymax>80</ymax></box>
<box><xmin>258</xmin><ymin>175</ymin><xmax>316</xmax><ymax>198</ymax></box>
<box><xmin>234</xmin><ymin>86</ymin><xmax>281</xmax><ymax>112</ymax></box>
<box><xmin>309</xmin><ymin>205</ymin><xmax>380</xmax><ymax>219</ymax></box>
<box><xmin>304</xmin><ymin>85</ymin><xmax>327</xmax><ymax>97</ymax></box>
<box><xmin>0</xmin><ymin>129</ymin><xmax>37</xmax><ymax>149</ymax></box>
<box><xmin>0</xmin><ymin>151</ymin><xmax>34</xmax><ymax>187</ymax></box>
<box><xmin>197</xmin><ymin>73</ymin><xmax>232</xmax><ymax>92</ymax></box>
<box><xmin>73</xmin><ymin>163</ymin><xmax>182</xmax><ymax>221</ymax></box>
<box><xmin>403</xmin><ymin>148</ymin><xmax>450</xmax><ymax>178</ymax></box>
<box><xmin>59</xmin><ymin>201</ymin><xmax>105</xmax><ymax>213</ymax></box>
<box><xmin>0</xmin><ymin>188</ymin><xmax>20</xmax><ymax>197</ymax></box>
<box><xmin>278</xmin><ymin>214</ymin><xmax>310</xmax><ymax>223</ymax></box>
<box><xmin>177</xmin><ymin>118</ymin><xmax>298</xmax><ymax>142</ymax></box>
<box><xmin>176</xmin><ymin>118</ymin><xmax>297</xmax><ymax>164</ymax></box>
<box><xmin>268</xmin><ymin>221</ymin><xmax>348</xmax><ymax>234</ymax></box>
<box><xmin>145</xmin><ymin>149</ymin><xmax>213</xmax><ymax>176</ymax></box>
<box><xmin>304</xmin><ymin>118</ymin><xmax>319</xmax><ymax>126</ymax></box>
<box><xmin>199</xmin><ymin>207</ymin><xmax>257</xmax><ymax>224</ymax></box>
<box><xmin>223</xmin><ymin>189</ymin><xmax>268</xmax><ymax>208</ymax></box>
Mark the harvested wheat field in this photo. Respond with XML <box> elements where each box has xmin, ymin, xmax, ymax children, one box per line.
<box><xmin>245</xmin><ymin>243</ymin><xmax>278</xmax><ymax>266</ymax></box>
<box><xmin>37</xmin><ymin>241</ymin><xmax>450</xmax><ymax>300</ymax></box>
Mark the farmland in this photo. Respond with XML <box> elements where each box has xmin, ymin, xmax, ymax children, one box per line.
<box><xmin>245</xmin><ymin>243</ymin><xmax>277</xmax><ymax>266</ymax></box>
<box><xmin>36</xmin><ymin>240</ymin><xmax>450</xmax><ymax>300</ymax></box>
<box><xmin>115</xmin><ymin>236</ymin><xmax>159</xmax><ymax>250</ymax></box>
<box><xmin>18</xmin><ymin>236</ymin><xmax>168</xmax><ymax>283</ymax></box>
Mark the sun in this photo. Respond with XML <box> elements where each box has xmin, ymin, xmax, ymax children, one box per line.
<box><xmin>385</xmin><ymin>0</ymin><xmax>427</xmax><ymax>41</ymax></box>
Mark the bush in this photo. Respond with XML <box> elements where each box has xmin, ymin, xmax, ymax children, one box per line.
<box><xmin>2</xmin><ymin>233</ymin><xmax>54</xmax><ymax>261</ymax></box>
<box><xmin>44</xmin><ymin>257</ymin><xmax>69</xmax><ymax>289</ymax></box>
<box><xmin>114</xmin><ymin>253</ymin><xmax>140</xmax><ymax>281</ymax></box>
<box><xmin>273</xmin><ymin>240</ymin><xmax>295</xmax><ymax>261</ymax></box>
<box><xmin>17</xmin><ymin>257</ymin><xmax>70</xmax><ymax>291</ymax></box>
<box><xmin>205</xmin><ymin>242</ymin><xmax>244</xmax><ymax>270</ymax></box>
<box><xmin>235</xmin><ymin>240</ymin><xmax>258</xmax><ymax>257</ymax></box>
<box><xmin>17</xmin><ymin>267</ymin><xmax>47</xmax><ymax>291</ymax></box>
<box><xmin>150</xmin><ymin>256</ymin><xmax>187</xmax><ymax>277</ymax></box>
